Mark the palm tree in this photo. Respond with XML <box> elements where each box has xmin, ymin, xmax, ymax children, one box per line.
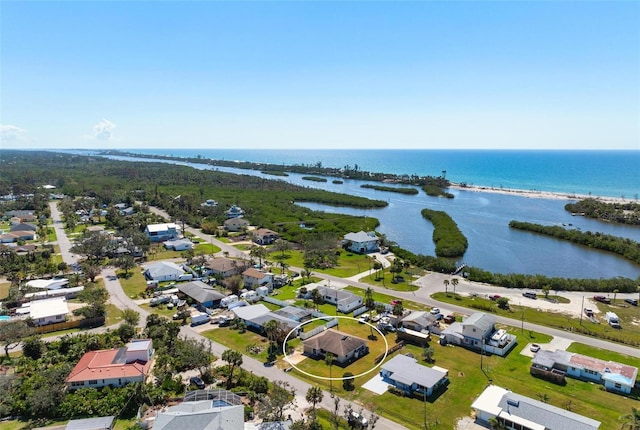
<box><xmin>310</xmin><ymin>288</ymin><xmax>323</xmax><ymax>311</ymax></box>
<box><xmin>443</xmin><ymin>279</ymin><xmax>450</xmax><ymax>295</ymax></box>
<box><xmin>364</xmin><ymin>287</ymin><xmax>375</xmax><ymax>311</ymax></box>
<box><xmin>620</xmin><ymin>407</ymin><xmax>640</xmax><ymax>430</ymax></box>
<box><xmin>249</xmin><ymin>245</ymin><xmax>267</xmax><ymax>269</ymax></box>
<box><xmin>305</xmin><ymin>386</ymin><xmax>324</xmax><ymax>421</ymax></box>
<box><xmin>613</xmin><ymin>289</ymin><xmax>619</xmax><ymax>304</ymax></box>
<box><xmin>325</xmin><ymin>352</ymin><xmax>335</xmax><ymax>395</ymax></box>
<box><xmin>451</xmin><ymin>277</ymin><xmax>459</xmax><ymax>296</ymax></box>
<box><xmin>263</xmin><ymin>319</ymin><xmax>279</xmax><ymax>344</ymax></box>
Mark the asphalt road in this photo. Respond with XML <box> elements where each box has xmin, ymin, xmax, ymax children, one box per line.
<box><xmin>50</xmin><ymin>203</ymin><xmax>404</xmax><ymax>429</ymax></box>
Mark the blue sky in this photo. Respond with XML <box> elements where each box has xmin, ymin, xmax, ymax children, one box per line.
<box><xmin>1</xmin><ymin>1</ymin><xmax>639</xmax><ymax>150</ymax></box>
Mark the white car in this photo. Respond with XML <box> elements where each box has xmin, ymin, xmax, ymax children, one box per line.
<box><xmin>530</xmin><ymin>344</ymin><xmax>541</xmax><ymax>353</ymax></box>
<box><xmin>358</xmin><ymin>314</ymin><xmax>370</xmax><ymax>323</ymax></box>
<box><xmin>430</xmin><ymin>307</ymin><xmax>440</xmax><ymax>315</ymax></box>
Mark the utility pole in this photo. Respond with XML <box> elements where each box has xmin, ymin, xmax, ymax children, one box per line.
<box><xmin>580</xmin><ymin>296</ymin><xmax>584</xmax><ymax>326</ymax></box>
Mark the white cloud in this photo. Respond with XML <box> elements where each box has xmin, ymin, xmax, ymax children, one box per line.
<box><xmin>93</xmin><ymin>118</ymin><xmax>116</xmax><ymax>141</ymax></box>
<box><xmin>0</xmin><ymin>124</ymin><xmax>28</xmax><ymax>142</ymax></box>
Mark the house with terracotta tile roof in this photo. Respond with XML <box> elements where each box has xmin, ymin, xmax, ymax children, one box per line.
<box><xmin>66</xmin><ymin>339</ymin><xmax>154</xmax><ymax>390</ymax></box>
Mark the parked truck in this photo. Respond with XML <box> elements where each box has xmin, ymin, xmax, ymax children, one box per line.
<box><xmin>150</xmin><ymin>295</ymin><xmax>170</xmax><ymax>306</ymax></box>
<box><xmin>605</xmin><ymin>311</ymin><xmax>620</xmax><ymax>328</ymax></box>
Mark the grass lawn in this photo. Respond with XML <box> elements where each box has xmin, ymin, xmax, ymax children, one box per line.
<box><xmin>270</xmin><ymin>250</ymin><xmax>373</xmax><ymax>278</ymax></box>
<box><xmin>343</xmin><ymin>286</ymin><xmax>433</xmax><ymax>312</ymax></box>
<box><xmin>117</xmin><ymin>270</ymin><xmax>148</xmax><ymax>298</ymax></box>
<box><xmin>105</xmin><ymin>303</ymin><xmax>125</xmax><ymax>326</ymax></box>
<box><xmin>194</xmin><ymin>243</ymin><xmax>221</xmax><ymax>254</ymax></box>
<box><xmin>357</xmin><ymin>270</ymin><xmax>419</xmax><ymax>292</ymax></box>
<box><xmin>140</xmin><ymin>303</ymin><xmax>178</xmax><ymax>320</ymax></box>
<box><xmin>0</xmin><ymin>282</ymin><xmax>10</xmax><ymax>300</ymax></box>
<box><xmin>202</xmin><ymin>326</ymin><xmax>273</xmax><ymax>363</ymax></box>
<box><xmin>432</xmin><ymin>292</ymin><xmax>640</xmax><ymax>347</ymax></box>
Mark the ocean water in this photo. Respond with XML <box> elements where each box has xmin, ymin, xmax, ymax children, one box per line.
<box><xmin>58</xmin><ymin>148</ymin><xmax>640</xmax><ymax>278</ymax></box>
<box><xmin>126</xmin><ymin>149</ymin><xmax>640</xmax><ymax>199</ymax></box>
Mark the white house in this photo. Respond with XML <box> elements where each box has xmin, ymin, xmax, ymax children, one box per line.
<box><xmin>342</xmin><ymin>231</ymin><xmax>380</xmax><ymax>254</ymax></box>
<box><xmin>25</xmin><ymin>278</ymin><xmax>69</xmax><ymax>290</ymax></box>
<box><xmin>163</xmin><ymin>238</ymin><xmax>194</xmax><ymax>251</ymax></box>
<box><xmin>66</xmin><ymin>339</ymin><xmax>153</xmax><ymax>390</ymax></box>
<box><xmin>145</xmin><ymin>223</ymin><xmax>181</xmax><ymax>242</ymax></box>
<box><xmin>144</xmin><ymin>261</ymin><xmax>186</xmax><ymax>282</ymax></box>
<box><xmin>472</xmin><ymin>385</ymin><xmax>600</xmax><ymax>430</ymax></box>
<box><xmin>317</xmin><ymin>286</ymin><xmax>363</xmax><ymax>313</ymax></box>
<box><xmin>29</xmin><ymin>297</ymin><xmax>70</xmax><ymax>326</ymax></box>
<box><xmin>440</xmin><ymin>312</ymin><xmax>517</xmax><ymax>356</ymax></box>
<box><xmin>380</xmin><ymin>354</ymin><xmax>449</xmax><ymax>398</ymax></box>
<box><xmin>224</xmin><ymin>205</ymin><xmax>245</xmax><ymax>219</ymax></box>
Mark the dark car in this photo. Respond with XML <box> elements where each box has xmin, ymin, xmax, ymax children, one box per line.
<box><xmin>189</xmin><ymin>376</ymin><xmax>205</xmax><ymax>389</ymax></box>
<box><xmin>593</xmin><ymin>295</ymin><xmax>611</xmax><ymax>304</ymax></box>
<box><xmin>489</xmin><ymin>294</ymin><xmax>501</xmax><ymax>301</ymax></box>
<box><xmin>522</xmin><ymin>292</ymin><xmax>537</xmax><ymax>299</ymax></box>
<box><xmin>624</xmin><ymin>298</ymin><xmax>638</xmax><ymax>306</ymax></box>
<box><xmin>443</xmin><ymin>314</ymin><xmax>456</xmax><ymax>324</ymax></box>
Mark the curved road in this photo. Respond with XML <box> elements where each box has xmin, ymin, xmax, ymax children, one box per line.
<box><xmin>51</xmin><ymin>203</ymin><xmax>404</xmax><ymax>429</ymax></box>
<box><xmin>147</xmin><ymin>205</ymin><xmax>640</xmax><ymax>359</ymax></box>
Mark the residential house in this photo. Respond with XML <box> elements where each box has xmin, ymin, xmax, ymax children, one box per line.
<box><xmin>440</xmin><ymin>312</ymin><xmax>516</xmax><ymax>356</ymax></box>
<box><xmin>178</xmin><ymin>281</ymin><xmax>226</xmax><ymax>308</ymax></box>
<box><xmin>472</xmin><ymin>385</ymin><xmax>600</xmax><ymax>430</ymax></box>
<box><xmin>252</xmin><ymin>228</ymin><xmax>280</xmax><ymax>245</ymax></box>
<box><xmin>4</xmin><ymin>210</ymin><xmax>35</xmax><ymax>219</ymax></box>
<box><xmin>531</xmin><ymin>349</ymin><xmax>638</xmax><ymax>395</ymax></box>
<box><xmin>400</xmin><ymin>311</ymin><xmax>438</xmax><ymax>333</ymax></box>
<box><xmin>342</xmin><ymin>231</ymin><xmax>380</xmax><ymax>254</ymax></box>
<box><xmin>163</xmin><ymin>238</ymin><xmax>194</xmax><ymax>251</ymax></box>
<box><xmin>66</xmin><ymin>339</ymin><xmax>153</xmax><ymax>390</ymax></box>
<box><xmin>204</xmin><ymin>257</ymin><xmax>247</xmax><ymax>278</ymax></box>
<box><xmin>65</xmin><ymin>416</ymin><xmax>115</xmax><ymax>430</ymax></box>
<box><xmin>25</xmin><ymin>278</ymin><xmax>69</xmax><ymax>290</ymax></box>
<box><xmin>152</xmin><ymin>391</ymin><xmax>244</xmax><ymax>430</ymax></box>
<box><xmin>120</xmin><ymin>207</ymin><xmax>135</xmax><ymax>216</ymax></box>
<box><xmin>224</xmin><ymin>205</ymin><xmax>245</xmax><ymax>219</ymax></box>
<box><xmin>10</xmin><ymin>223</ymin><xmax>37</xmax><ymax>233</ymax></box>
<box><xmin>317</xmin><ymin>286</ymin><xmax>363</xmax><ymax>313</ymax></box>
<box><xmin>144</xmin><ymin>261</ymin><xmax>186</xmax><ymax>282</ymax></box>
<box><xmin>223</xmin><ymin>217</ymin><xmax>250</xmax><ymax>232</ymax></box>
<box><xmin>380</xmin><ymin>354</ymin><xmax>449</xmax><ymax>398</ymax></box>
<box><xmin>231</xmin><ymin>304</ymin><xmax>300</xmax><ymax>335</ymax></box>
<box><xmin>145</xmin><ymin>223</ymin><xmax>181</xmax><ymax>242</ymax></box>
<box><xmin>29</xmin><ymin>297</ymin><xmax>69</xmax><ymax>326</ymax></box>
<box><xmin>302</xmin><ymin>329</ymin><xmax>368</xmax><ymax>366</ymax></box>
<box><xmin>273</xmin><ymin>305</ymin><xmax>313</xmax><ymax>322</ymax></box>
<box><xmin>242</xmin><ymin>268</ymin><xmax>274</xmax><ymax>290</ymax></box>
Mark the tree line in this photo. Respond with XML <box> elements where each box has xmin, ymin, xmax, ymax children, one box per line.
<box><xmin>565</xmin><ymin>198</ymin><xmax>640</xmax><ymax>225</ymax></box>
<box><xmin>420</xmin><ymin>209</ymin><xmax>468</xmax><ymax>258</ymax></box>
<box><xmin>509</xmin><ymin>220</ymin><xmax>640</xmax><ymax>265</ymax></box>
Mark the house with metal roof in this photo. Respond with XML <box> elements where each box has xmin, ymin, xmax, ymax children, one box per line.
<box><xmin>440</xmin><ymin>312</ymin><xmax>516</xmax><ymax>356</ymax></box>
<box><xmin>145</xmin><ymin>223</ymin><xmax>180</xmax><ymax>242</ymax></box>
<box><xmin>380</xmin><ymin>354</ymin><xmax>449</xmax><ymax>398</ymax></box>
<box><xmin>178</xmin><ymin>281</ymin><xmax>226</xmax><ymax>308</ymax></box>
<box><xmin>29</xmin><ymin>297</ymin><xmax>70</xmax><ymax>326</ymax></box>
<box><xmin>400</xmin><ymin>311</ymin><xmax>438</xmax><ymax>333</ymax></box>
<box><xmin>163</xmin><ymin>238</ymin><xmax>194</xmax><ymax>251</ymax></box>
<box><xmin>531</xmin><ymin>349</ymin><xmax>638</xmax><ymax>394</ymax></box>
<box><xmin>342</xmin><ymin>231</ymin><xmax>380</xmax><ymax>254</ymax></box>
<box><xmin>144</xmin><ymin>261</ymin><xmax>186</xmax><ymax>281</ymax></box>
<box><xmin>472</xmin><ymin>385</ymin><xmax>600</xmax><ymax>430</ymax></box>
<box><xmin>317</xmin><ymin>287</ymin><xmax>363</xmax><ymax>313</ymax></box>
<box><xmin>66</xmin><ymin>339</ymin><xmax>153</xmax><ymax>390</ymax></box>
<box><xmin>65</xmin><ymin>416</ymin><xmax>115</xmax><ymax>430</ymax></box>
<box><xmin>153</xmin><ymin>402</ymin><xmax>244</xmax><ymax>430</ymax></box>
<box><xmin>231</xmin><ymin>304</ymin><xmax>300</xmax><ymax>336</ymax></box>
<box><xmin>302</xmin><ymin>329</ymin><xmax>368</xmax><ymax>366</ymax></box>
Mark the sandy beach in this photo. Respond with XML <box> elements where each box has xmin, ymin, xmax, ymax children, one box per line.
<box><xmin>448</xmin><ymin>183</ymin><xmax>631</xmax><ymax>204</ymax></box>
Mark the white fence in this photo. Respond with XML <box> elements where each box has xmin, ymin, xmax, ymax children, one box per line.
<box><xmin>299</xmin><ymin>317</ymin><xmax>339</xmax><ymax>340</ymax></box>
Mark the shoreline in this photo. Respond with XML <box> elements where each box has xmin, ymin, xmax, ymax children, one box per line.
<box><xmin>448</xmin><ymin>183</ymin><xmax>632</xmax><ymax>204</ymax></box>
